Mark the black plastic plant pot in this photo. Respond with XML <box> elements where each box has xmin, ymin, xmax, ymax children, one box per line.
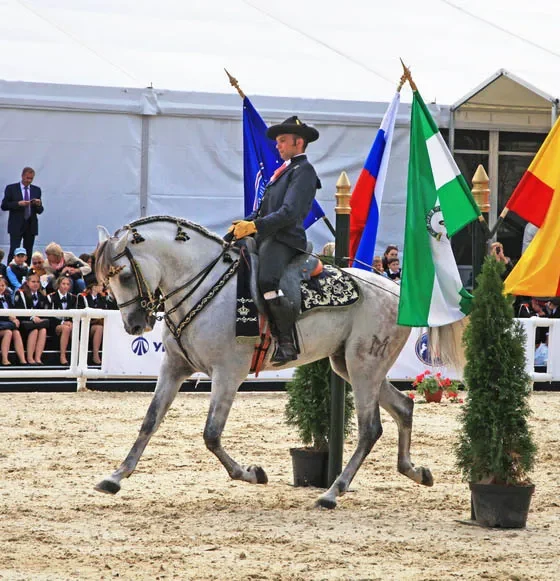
<box><xmin>470</xmin><ymin>482</ymin><xmax>535</xmax><ymax>528</ymax></box>
<box><xmin>290</xmin><ymin>448</ymin><xmax>329</xmax><ymax>488</ymax></box>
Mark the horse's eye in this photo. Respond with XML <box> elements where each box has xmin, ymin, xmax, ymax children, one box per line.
<box><xmin>119</xmin><ymin>272</ymin><xmax>134</xmax><ymax>285</ymax></box>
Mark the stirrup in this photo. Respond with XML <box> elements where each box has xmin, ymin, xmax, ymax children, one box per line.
<box><xmin>271</xmin><ymin>341</ymin><xmax>298</xmax><ymax>366</ymax></box>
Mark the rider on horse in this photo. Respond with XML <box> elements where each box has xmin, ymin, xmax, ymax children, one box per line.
<box><xmin>229</xmin><ymin>116</ymin><xmax>321</xmax><ymax>366</ymax></box>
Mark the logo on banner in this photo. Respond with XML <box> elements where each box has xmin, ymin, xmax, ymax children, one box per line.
<box><xmin>415</xmin><ymin>332</ymin><xmax>442</xmax><ymax>366</ymax></box>
<box><xmin>132</xmin><ymin>337</ymin><xmax>150</xmax><ymax>356</ymax></box>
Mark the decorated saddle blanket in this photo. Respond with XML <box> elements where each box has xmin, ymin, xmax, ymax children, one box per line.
<box><xmin>235</xmin><ymin>258</ymin><xmax>360</xmax><ymax>340</ymax></box>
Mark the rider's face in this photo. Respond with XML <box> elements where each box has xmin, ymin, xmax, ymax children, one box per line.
<box><xmin>276</xmin><ymin>134</ymin><xmax>304</xmax><ymax>161</ymax></box>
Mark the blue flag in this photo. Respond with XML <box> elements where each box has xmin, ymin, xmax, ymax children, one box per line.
<box><xmin>243</xmin><ymin>96</ymin><xmax>325</xmax><ymax>225</ymax></box>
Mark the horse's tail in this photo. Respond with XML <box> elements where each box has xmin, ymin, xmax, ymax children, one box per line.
<box><xmin>427</xmin><ymin>317</ymin><xmax>468</xmax><ymax>371</ymax></box>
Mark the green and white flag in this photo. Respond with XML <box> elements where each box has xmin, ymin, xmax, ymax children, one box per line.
<box><xmin>398</xmin><ymin>90</ymin><xmax>480</xmax><ymax>327</ymax></box>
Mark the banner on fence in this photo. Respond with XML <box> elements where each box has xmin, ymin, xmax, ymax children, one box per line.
<box><xmin>102</xmin><ymin>312</ymin><xmax>462</xmax><ymax>381</ymax></box>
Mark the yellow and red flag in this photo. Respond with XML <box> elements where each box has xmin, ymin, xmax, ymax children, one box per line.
<box><xmin>504</xmin><ymin>117</ymin><xmax>560</xmax><ymax>297</ymax></box>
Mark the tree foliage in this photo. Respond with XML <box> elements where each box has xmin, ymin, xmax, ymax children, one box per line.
<box><xmin>285</xmin><ymin>358</ymin><xmax>354</xmax><ymax>451</ymax></box>
<box><xmin>455</xmin><ymin>257</ymin><xmax>537</xmax><ymax>484</ymax></box>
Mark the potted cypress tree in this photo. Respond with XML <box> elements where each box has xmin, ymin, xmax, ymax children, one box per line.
<box><xmin>285</xmin><ymin>358</ymin><xmax>354</xmax><ymax>488</ymax></box>
<box><xmin>455</xmin><ymin>256</ymin><xmax>537</xmax><ymax>528</ymax></box>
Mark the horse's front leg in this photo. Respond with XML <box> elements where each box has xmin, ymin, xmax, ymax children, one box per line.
<box><xmin>379</xmin><ymin>378</ymin><xmax>433</xmax><ymax>487</ymax></box>
<box><xmin>203</xmin><ymin>370</ymin><xmax>268</xmax><ymax>485</ymax></box>
<box><xmin>95</xmin><ymin>356</ymin><xmax>191</xmax><ymax>494</ymax></box>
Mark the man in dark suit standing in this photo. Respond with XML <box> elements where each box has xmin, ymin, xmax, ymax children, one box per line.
<box><xmin>1</xmin><ymin>166</ymin><xmax>44</xmax><ymax>263</ymax></box>
<box><xmin>230</xmin><ymin>116</ymin><xmax>321</xmax><ymax>365</ymax></box>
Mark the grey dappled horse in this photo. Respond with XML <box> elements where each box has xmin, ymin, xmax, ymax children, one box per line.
<box><xmin>94</xmin><ymin>216</ymin><xmax>464</xmax><ymax>509</ymax></box>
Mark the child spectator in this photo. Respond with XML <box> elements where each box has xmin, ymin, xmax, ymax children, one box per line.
<box><xmin>382</xmin><ymin>245</ymin><xmax>399</xmax><ymax>272</ymax></box>
<box><xmin>6</xmin><ymin>247</ymin><xmax>29</xmax><ymax>291</ymax></box>
<box><xmin>48</xmin><ymin>275</ymin><xmax>78</xmax><ymax>365</ymax></box>
<box><xmin>386</xmin><ymin>257</ymin><xmax>401</xmax><ymax>282</ymax></box>
<box><xmin>0</xmin><ymin>276</ymin><xmax>27</xmax><ymax>365</ymax></box>
<box><xmin>372</xmin><ymin>256</ymin><xmax>388</xmax><ymax>277</ymax></box>
<box><xmin>14</xmin><ymin>271</ymin><xmax>50</xmax><ymax>364</ymax></box>
<box><xmin>78</xmin><ymin>275</ymin><xmax>107</xmax><ymax>365</ymax></box>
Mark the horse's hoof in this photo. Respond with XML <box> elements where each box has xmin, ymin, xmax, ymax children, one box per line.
<box><xmin>95</xmin><ymin>479</ymin><xmax>121</xmax><ymax>495</ymax></box>
<box><xmin>246</xmin><ymin>465</ymin><xmax>268</xmax><ymax>484</ymax></box>
<box><xmin>316</xmin><ymin>497</ymin><xmax>337</xmax><ymax>510</ymax></box>
<box><xmin>253</xmin><ymin>466</ymin><xmax>268</xmax><ymax>484</ymax></box>
<box><xmin>421</xmin><ymin>467</ymin><xmax>434</xmax><ymax>487</ymax></box>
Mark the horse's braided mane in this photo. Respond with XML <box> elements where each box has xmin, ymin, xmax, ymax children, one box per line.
<box><xmin>127</xmin><ymin>215</ymin><xmax>225</xmax><ymax>245</ymax></box>
<box><xmin>95</xmin><ymin>215</ymin><xmax>226</xmax><ymax>283</ymax></box>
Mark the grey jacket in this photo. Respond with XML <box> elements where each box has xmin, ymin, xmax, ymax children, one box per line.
<box><xmin>247</xmin><ymin>155</ymin><xmax>320</xmax><ymax>251</ymax></box>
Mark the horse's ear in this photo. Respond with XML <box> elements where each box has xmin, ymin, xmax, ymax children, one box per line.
<box><xmin>97</xmin><ymin>225</ymin><xmax>111</xmax><ymax>244</ymax></box>
<box><xmin>112</xmin><ymin>229</ymin><xmax>130</xmax><ymax>256</ymax></box>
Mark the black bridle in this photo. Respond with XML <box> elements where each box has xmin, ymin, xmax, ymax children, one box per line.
<box><xmin>107</xmin><ymin>219</ymin><xmax>239</xmax><ymax>333</ymax></box>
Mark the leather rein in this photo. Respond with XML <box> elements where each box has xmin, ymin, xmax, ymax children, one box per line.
<box><xmin>107</xmin><ymin>219</ymin><xmax>239</xmax><ymax>341</ymax></box>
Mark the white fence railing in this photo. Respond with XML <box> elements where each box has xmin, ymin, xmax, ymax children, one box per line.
<box><xmin>0</xmin><ymin>311</ymin><xmax>558</xmax><ymax>390</ymax></box>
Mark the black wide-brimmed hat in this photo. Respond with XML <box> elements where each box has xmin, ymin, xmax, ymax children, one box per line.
<box><xmin>266</xmin><ymin>116</ymin><xmax>319</xmax><ymax>143</ymax></box>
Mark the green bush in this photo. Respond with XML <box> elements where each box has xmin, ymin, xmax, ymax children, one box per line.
<box><xmin>455</xmin><ymin>256</ymin><xmax>537</xmax><ymax>485</ymax></box>
<box><xmin>285</xmin><ymin>358</ymin><xmax>354</xmax><ymax>452</ymax></box>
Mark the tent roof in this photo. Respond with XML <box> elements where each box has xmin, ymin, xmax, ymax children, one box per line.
<box><xmin>2</xmin><ymin>0</ymin><xmax>560</xmax><ymax>105</ymax></box>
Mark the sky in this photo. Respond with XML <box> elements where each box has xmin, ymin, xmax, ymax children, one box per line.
<box><xmin>1</xmin><ymin>0</ymin><xmax>560</xmax><ymax>105</ymax></box>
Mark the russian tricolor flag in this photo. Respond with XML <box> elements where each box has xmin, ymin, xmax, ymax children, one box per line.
<box><xmin>350</xmin><ymin>93</ymin><xmax>400</xmax><ymax>270</ymax></box>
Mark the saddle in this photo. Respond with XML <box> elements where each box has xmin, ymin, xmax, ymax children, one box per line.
<box><xmin>241</xmin><ymin>237</ymin><xmax>323</xmax><ymax>320</ymax></box>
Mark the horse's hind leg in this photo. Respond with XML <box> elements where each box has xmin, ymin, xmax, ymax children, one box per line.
<box><xmin>379</xmin><ymin>378</ymin><xmax>433</xmax><ymax>486</ymax></box>
<box><xmin>95</xmin><ymin>356</ymin><xmax>190</xmax><ymax>495</ymax></box>
<box><xmin>328</xmin><ymin>356</ymin><xmax>433</xmax><ymax>488</ymax></box>
<box><xmin>203</xmin><ymin>370</ymin><xmax>268</xmax><ymax>485</ymax></box>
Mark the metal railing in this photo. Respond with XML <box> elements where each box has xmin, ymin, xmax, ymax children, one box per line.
<box><xmin>1</xmin><ymin>310</ymin><xmax>557</xmax><ymax>390</ymax></box>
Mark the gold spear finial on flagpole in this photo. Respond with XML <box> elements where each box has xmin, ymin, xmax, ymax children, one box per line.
<box><xmin>224</xmin><ymin>69</ymin><xmax>245</xmax><ymax>99</ymax></box>
<box><xmin>399</xmin><ymin>58</ymin><xmax>417</xmax><ymax>92</ymax></box>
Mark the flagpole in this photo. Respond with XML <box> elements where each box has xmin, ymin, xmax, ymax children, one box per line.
<box><xmin>224</xmin><ymin>69</ymin><xmax>246</xmax><ymax>99</ymax></box>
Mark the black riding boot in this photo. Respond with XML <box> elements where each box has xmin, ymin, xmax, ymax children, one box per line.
<box><xmin>267</xmin><ymin>296</ymin><xmax>298</xmax><ymax>366</ymax></box>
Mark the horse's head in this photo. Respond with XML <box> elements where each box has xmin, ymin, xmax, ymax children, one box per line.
<box><xmin>96</xmin><ymin>225</ymin><xmax>160</xmax><ymax>335</ymax></box>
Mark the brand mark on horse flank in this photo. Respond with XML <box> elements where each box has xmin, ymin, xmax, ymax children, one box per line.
<box><xmin>370</xmin><ymin>335</ymin><xmax>390</xmax><ymax>357</ymax></box>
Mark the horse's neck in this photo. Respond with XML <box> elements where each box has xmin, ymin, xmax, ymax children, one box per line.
<box><xmin>157</xmin><ymin>235</ymin><xmax>232</xmax><ymax>309</ymax></box>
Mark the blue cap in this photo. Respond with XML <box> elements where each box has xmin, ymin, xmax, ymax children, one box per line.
<box><xmin>14</xmin><ymin>247</ymin><xmax>27</xmax><ymax>256</ymax></box>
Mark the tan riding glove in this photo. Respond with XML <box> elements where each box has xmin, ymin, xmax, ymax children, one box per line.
<box><xmin>233</xmin><ymin>220</ymin><xmax>257</xmax><ymax>239</ymax></box>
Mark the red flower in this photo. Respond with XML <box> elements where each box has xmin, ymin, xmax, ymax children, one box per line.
<box><xmin>408</xmin><ymin>392</ymin><xmax>415</xmax><ymax>399</ymax></box>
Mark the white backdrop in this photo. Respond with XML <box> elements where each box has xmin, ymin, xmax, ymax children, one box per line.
<box><xmin>0</xmin><ymin>81</ymin><xmax>446</xmax><ymax>259</ymax></box>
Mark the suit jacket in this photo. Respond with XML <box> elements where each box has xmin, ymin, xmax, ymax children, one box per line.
<box><xmin>0</xmin><ymin>292</ymin><xmax>15</xmax><ymax>321</ymax></box>
<box><xmin>246</xmin><ymin>155</ymin><xmax>320</xmax><ymax>251</ymax></box>
<box><xmin>1</xmin><ymin>182</ymin><xmax>44</xmax><ymax>235</ymax></box>
<box><xmin>78</xmin><ymin>293</ymin><xmax>108</xmax><ymax>309</ymax></box>
<box><xmin>14</xmin><ymin>289</ymin><xmax>49</xmax><ymax>310</ymax></box>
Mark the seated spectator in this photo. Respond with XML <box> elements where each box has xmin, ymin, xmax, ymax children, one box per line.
<box><xmin>30</xmin><ymin>251</ymin><xmax>49</xmax><ymax>293</ymax></box>
<box><xmin>105</xmin><ymin>286</ymin><xmax>119</xmax><ymax>310</ymax></box>
<box><xmin>44</xmin><ymin>242</ymin><xmax>91</xmax><ymax>294</ymax></box>
<box><xmin>6</xmin><ymin>247</ymin><xmax>29</xmax><ymax>291</ymax></box>
<box><xmin>489</xmin><ymin>242</ymin><xmax>514</xmax><ymax>279</ymax></box>
<box><xmin>0</xmin><ymin>275</ymin><xmax>27</xmax><ymax>365</ymax></box>
<box><xmin>14</xmin><ymin>271</ymin><xmax>50</xmax><ymax>364</ymax></box>
<box><xmin>321</xmin><ymin>242</ymin><xmax>335</xmax><ymax>257</ymax></box>
<box><xmin>386</xmin><ymin>257</ymin><xmax>401</xmax><ymax>282</ymax></box>
<box><xmin>48</xmin><ymin>275</ymin><xmax>78</xmax><ymax>366</ymax></box>
<box><xmin>546</xmin><ymin>297</ymin><xmax>560</xmax><ymax>318</ymax></box>
<box><xmin>78</xmin><ymin>275</ymin><xmax>107</xmax><ymax>365</ymax></box>
<box><xmin>372</xmin><ymin>256</ymin><xmax>388</xmax><ymax>277</ymax></box>
<box><xmin>0</xmin><ymin>248</ymin><xmax>7</xmax><ymax>281</ymax></box>
<box><xmin>79</xmin><ymin>253</ymin><xmax>94</xmax><ymax>271</ymax></box>
<box><xmin>534</xmin><ymin>333</ymin><xmax>549</xmax><ymax>367</ymax></box>
<box><xmin>382</xmin><ymin>245</ymin><xmax>399</xmax><ymax>272</ymax></box>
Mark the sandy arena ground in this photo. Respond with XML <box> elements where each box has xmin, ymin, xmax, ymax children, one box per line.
<box><xmin>0</xmin><ymin>390</ymin><xmax>558</xmax><ymax>580</ymax></box>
